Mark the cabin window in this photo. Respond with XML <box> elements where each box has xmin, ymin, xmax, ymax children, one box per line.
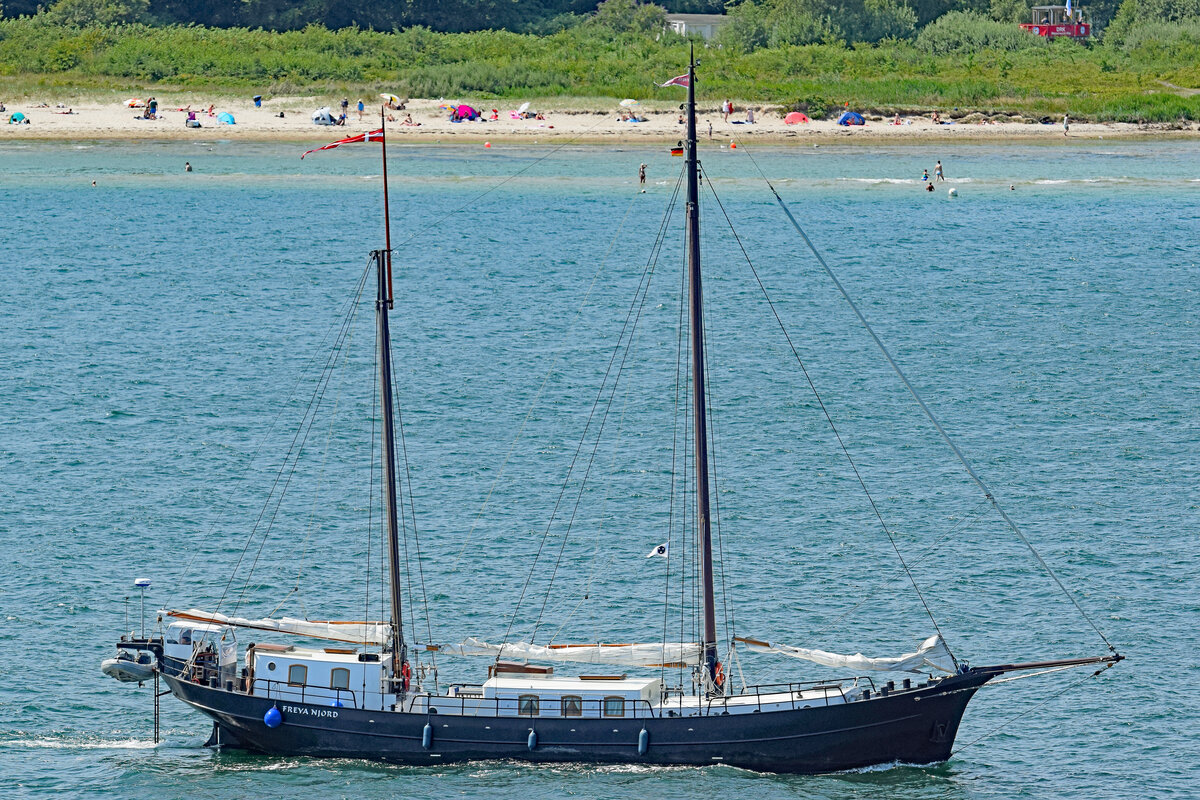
<box><xmin>287</xmin><ymin>664</ymin><xmax>308</xmax><ymax>686</ymax></box>
<box><xmin>518</xmin><ymin>694</ymin><xmax>540</xmax><ymax>716</ymax></box>
<box><xmin>562</xmin><ymin>695</ymin><xmax>583</xmax><ymax>717</ymax></box>
<box><xmin>603</xmin><ymin>696</ymin><xmax>625</xmax><ymax>717</ymax></box>
<box><xmin>330</xmin><ymin>668</ymin><xmax>350</xmax><ymax>690</ymax></box>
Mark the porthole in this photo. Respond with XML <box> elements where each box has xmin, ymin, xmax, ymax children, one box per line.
<box><xmin>267</xmin><ymin>661</ymin><xmax>276</xmax><ymax>671</ymax></box>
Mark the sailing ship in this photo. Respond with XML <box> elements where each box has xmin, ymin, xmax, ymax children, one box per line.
<box><xmin>102</xmin><ymin>56</ymin><xmax>1121</xmax><ymax>773</ymax></box>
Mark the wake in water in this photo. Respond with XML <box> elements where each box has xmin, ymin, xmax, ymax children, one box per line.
<box><xmin>8</xmin><ymin>734</ymin><xmax>157</xmax><ymax>750</ymax></box>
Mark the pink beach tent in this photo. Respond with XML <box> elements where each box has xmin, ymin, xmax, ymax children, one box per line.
<box><xmin>784</xmin><ymin>111</ymin><xmax>810</xmax><ymax>125</ymax></box>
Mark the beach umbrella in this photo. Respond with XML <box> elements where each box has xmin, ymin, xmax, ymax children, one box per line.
<box><xmin>217</xmin><ymin>112</ymin><xmax>236</xmax><ymax>125</ymax></box>
<box><xmin>784</xmin><ymin>111</ymin><xmax>810</xmax><ymax>125</ymax></box>
<box><xmin>619</xmin><ymin>99</ymin><xmax>640</xmax><ymax>108</ymax></box>
<box><xmin>437</xmin><ymin>101</ymin><xmax>457</xmax><ymax>112</ymax></box>
<box><xmin>380</xmin><ymin>93</ymin><xmax>401</xmax><ymax>106</ymax></box>
<box><xmin>517</xmin><ymin>101</ymin><xmax>530</xmax><ymax>114</ymax></box>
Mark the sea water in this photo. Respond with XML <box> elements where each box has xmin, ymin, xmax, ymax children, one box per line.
<box><xmin>1</xmin><ymin>140</ymin><xmax>1197</xmax><ymax>798</ymax></box>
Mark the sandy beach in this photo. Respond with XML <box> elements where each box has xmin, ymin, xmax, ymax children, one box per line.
<box><xmin>3</xmin><ymin>96</ymin><xmax>1197</xmax><ymax>144</ymax></box>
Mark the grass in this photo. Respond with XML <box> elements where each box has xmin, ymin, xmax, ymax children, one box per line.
<box><xmin>0</xmin><ymin>19</ymin><xmax>1198</xmax><ymax>122</ymax></box>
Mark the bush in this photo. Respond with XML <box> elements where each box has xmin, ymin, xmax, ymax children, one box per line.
<box><xmin>1104</xmin><ymin>0</ymin><xmax>1200</xmax><ymax>44</ymax></box>
<box><xmin>915</xmin><ymin>10</ymin><xmax>1049</xmax><ymax>53</ymax></box>
<box><xmin>43</xmin><ymin>0</ymin><xmax>147</xmax><ymax>27</ymax></box>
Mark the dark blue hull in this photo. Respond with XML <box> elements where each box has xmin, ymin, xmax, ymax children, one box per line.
<box><xmin>165</xmin><ymin>671</ymin><xmax>991</xmax><ymax>773</ymax></box>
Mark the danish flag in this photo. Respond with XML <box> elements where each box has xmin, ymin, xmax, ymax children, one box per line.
<box><xmin>301</xmin><ymin>128</ymin><xmax>384</xmax><ymax>159</ymax></box>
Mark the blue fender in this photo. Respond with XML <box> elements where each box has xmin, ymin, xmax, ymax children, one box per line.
<box><xmin>422</xmin><ymin>723</ymin><xmax>433</xmax><ymax>750</ymax></box>
<box><xmin>638</xmin><ymin>728</ymin><xmax>649</xmax><ymax>755</ymax></box>
<box><xmin>527</xmin><ymin>729</ymin><xmax>537</xmax><ymax>751</ymax></box>
<box><xmin>263</xmin><ymin>706</ymin><xmax>282</xmax><ymax>728</ymax></box>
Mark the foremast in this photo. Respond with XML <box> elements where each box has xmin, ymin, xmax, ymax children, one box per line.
<box><xmin>373</xmin><ymin>112</ymin><xmax>409</xmax><ymax>698</ymax></box>
<box><xmin>683</xmin><ymin>51</ymin><xmax>721</xmax><ymax>696</ymax></box>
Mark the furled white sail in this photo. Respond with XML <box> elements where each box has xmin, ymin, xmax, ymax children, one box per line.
<box><xmin>167</xmin><ymin>609</ymin><xmax>389</xmax><ymax>646</ymax></box>
<box><xmin>420</xmin><ymin>638</ymin><xmax>702</xmax><ymax>667</ymax></box>
<box><xmin>735</xmin><ymin>634</ymin><xmax>955</xmax><ymax>674</ymax></box>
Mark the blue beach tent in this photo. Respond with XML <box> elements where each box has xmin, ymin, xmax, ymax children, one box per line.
<box><xmin>837</xmin><ymin>111</ymin><xmax>865</xmax><ymax>126</ymax></box>
<box><xmin>217</xmin><ymin>112</ymin><xmax>236</xmax><ymax>125</ymax></box>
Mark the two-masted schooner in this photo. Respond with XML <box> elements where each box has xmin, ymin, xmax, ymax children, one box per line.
<box><xmin>102</xmin><ymin>55</ymin><xmax>1121</xmax><ymax>773</ymax></box>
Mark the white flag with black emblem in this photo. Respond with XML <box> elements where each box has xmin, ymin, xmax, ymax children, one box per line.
<box><xmin>646</xmin><ymin>542</ymin><xmax>669</xmax><ymax>558</ymax></box>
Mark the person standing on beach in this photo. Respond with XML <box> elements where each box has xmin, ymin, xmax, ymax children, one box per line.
<box><xmin>357</xmin><ymin>99</ymin><xmax>364</xmax><ymax>121</ymax></box>
<box><xmin>722</xmin><ymin>100</ymin><xmax>730</xmax><ymax>122</ymax></box>
<box><xmin>935</xmin><ymin>160</ymin><xmax>944</xmax><ymax>181</ymax></box>
<box><xmin>639</xmin><ymin>163</ymin><xmax>646</xmax><ymax>186</ymax></box>
<box><xmin>707</xmin><ymin>120</ymin><xmax>713</xmax><ymax>139</ymax></box>
<box><xmin>1063</xmin><ymin>113</ymin><xmax>1070</xmax><ymax>136</ymax></box>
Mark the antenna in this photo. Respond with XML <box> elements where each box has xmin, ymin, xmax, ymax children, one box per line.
<box><xmin>134</xmin><ymin>578</ymin><xmax>151</xmax><ymax>638</ymax></box>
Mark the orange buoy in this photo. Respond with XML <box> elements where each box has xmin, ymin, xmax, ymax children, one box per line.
<box><xmin>484</xmin><ymin>142</ymin><xmax>491</xmax><ymax>148</ymax></box>
<box><xmin>730</xmin><ymin>142</ymin><xmax>737</xmax><ymax>149</ymax></box>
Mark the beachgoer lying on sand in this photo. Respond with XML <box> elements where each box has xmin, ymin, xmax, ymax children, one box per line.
<box><xmin>401</xmin><ymin>113</ymin><xmax>420</xmax><ymax>126</ymax></box>
<box><xmin>52</xmin><ymin>108</ymin><xmax>76</xmax><ymax>115</ymax></box>
<box><xmin>206</xmin><ymin>104</ymin><xmax>215</xmax><ymax>117</ymax></box>
<box><xmin>386</xmin><ymin>113</ymin><xmax>397</xmax><ymax>122</ymax></box>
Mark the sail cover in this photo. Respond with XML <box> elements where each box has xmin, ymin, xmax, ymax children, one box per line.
<box><xmin>735</xmin><ymin>634</ymin><xmax>955</xmax><ymax>674</ymax></box>
<box><xmin>167</xmin><ymin>610</ymin><xmax>389</xmax><ymax>646</ymax></box>
<box><xmin>421</xmin><ymin>638</ymin><xmax>702</xmax><ymax>667</ymax></box>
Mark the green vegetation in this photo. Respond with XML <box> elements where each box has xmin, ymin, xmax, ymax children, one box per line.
<box><xmin>0</xmin><ymin>0</ymin><xmax>1198</xmax><ymax>122</ymax></box>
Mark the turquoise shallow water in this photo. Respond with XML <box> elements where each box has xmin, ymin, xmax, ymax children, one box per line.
<box><xmin>1</xmin><ymin>139</ymin><xmax>1198</xmax><ymax>798</ymax></box>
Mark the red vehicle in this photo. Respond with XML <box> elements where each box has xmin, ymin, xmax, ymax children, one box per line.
<box><xmin>1020</xmin><ymin>5</ymin><xmax>1090</xmax><ymax>37</ymax></box>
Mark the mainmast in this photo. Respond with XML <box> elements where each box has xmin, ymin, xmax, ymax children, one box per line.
<box><xmin>684</xmin><ymin>50</ymin><xmax>720</xmax><ymax>695</ymax></box>
<box><xmin>374</xmin><ymin>110</ymin><xmax>407</xmax><ymax>697</ymax></box>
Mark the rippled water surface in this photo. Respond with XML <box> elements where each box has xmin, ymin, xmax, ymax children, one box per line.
<box><xmin>2</xmin><ymin>139</ymin><xmax>1198</xmax><ymax>798</ymax></box>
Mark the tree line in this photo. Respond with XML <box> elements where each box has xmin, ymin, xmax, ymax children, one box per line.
<box><xmin>2</xmin><ymin>0</ymin><xmax>1197</xmax><ymax>49</ymax></box>
<box><xmin>0</xmin><ymin>0</ymin><xmax>721</xmax><ymax>33</ymax></box>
